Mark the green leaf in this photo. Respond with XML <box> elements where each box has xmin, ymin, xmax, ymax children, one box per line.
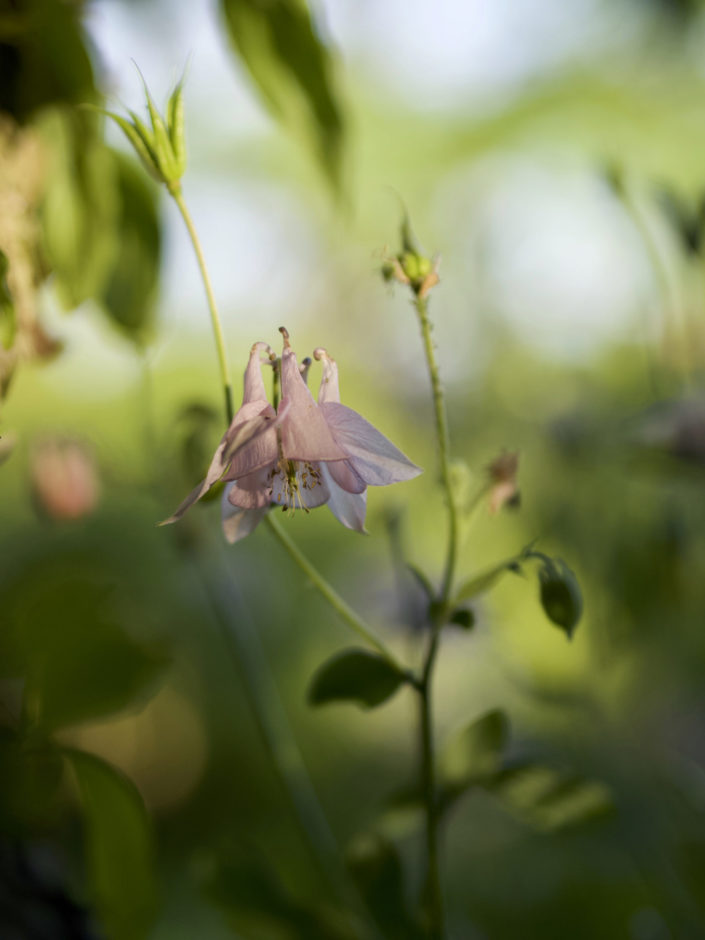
<box><xmin>347</xmin><ymin>833</ymin><xmax>422</xmax><ymax>939</ymax></box>
<box><xmin>448</xmin><ymin>607</ymin><xmax>475</xmax><ymax>630</ymax></box>
<box><xmin>454</xmin><ymin>557</ymin><xmax>524</xmax><ymax>603</ymax></box>
<box><xmin>40</xmin><ymin>109</ymin><xmax>121</xmax><ymax>309</ymax></box>
<box><xmin>65</xmin><ymin>749</ymin><xmax>158</xmax><ymax>940</ymax></box>
<box><xmin>206</xmin><ymin>850</ymin><xmax>358</xmax><ymax>940</ymax></box>
<box><xmin>308</xmin><ymin>649</ymin><xmax>406</xmax><ymax>709</ymax></box>
<box><xmin>0</xmin><ymin>0</ymin><xmax>97</xmax><ymax>121</ymax></box>
<box><xmin>0</xmin><ymin>730</ymin><xmax>64</xmax><ymax>833</ymax></box>
<box><xmin>99</xmin><ymin>151</ymin><xmax>161</xmax><ymax>344</ymax></box>
<box><xmin>0</xmin><ymin>433</ymin><xmax>15</xmax><ymax>467</ymax></box>
<box><xmin>220</xmin><ymin>0</ymin><xmax>345</xmax><ymax>190</ymax></box>
<box><xmin>406</xmin><ymin>563</ymin><xmax>436</xmax><ymax>602</ymax></box>
<box><xmin>439</xmin><ymin>708</ymin><xmax>510</xmax><ymax>792</ymax></box>
<box><xmin>2</xmin><ymin>560</ymin><xmax>167</xmax><ymax>730</ymax></box>
<box><xmin>0</xmin><ymin>250</ymin><xmax>16</xmax><ymax>350</ymax></box>
<box><xmin>486</xmin><ymin>762</ymin><xmax>612</xmax><ymax>832</ymax></box>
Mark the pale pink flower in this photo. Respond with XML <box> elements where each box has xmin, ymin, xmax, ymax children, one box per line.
<box><xmin>162</xmin><ymin>331</ymin><xmax>421</xmax><ymax>542</ymax></box>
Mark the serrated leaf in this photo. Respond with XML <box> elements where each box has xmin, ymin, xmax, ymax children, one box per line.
<box><xmin>308</xmin><ymin>649</ymin><xmax>406</xmax><ymax>709</ymax></box>
<box><xmin>220</xmin><ymin>0</ymin><xmax>345</xmax><ymax>191</ymax></box>
<box><xmin>65</xmin><ymin>749</ymin><xmax>158</xmax><ymax>940</ymax></box>
<box><xmin>439</xmin><ymin>708</ymin><xmax>510</xmax><ymax>792</ymax></box>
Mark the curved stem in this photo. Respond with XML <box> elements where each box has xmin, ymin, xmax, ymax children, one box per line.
<box><xmin>169</xmin><ymin>184</ymin><xmax>235</xmax><ymax>423</ymax></box>
<box><xmin>413</xmin><ymin>296</ymin><xmax>459</xmax><ymax>604</ymax></box>
<box><xmin>264</xmin><ymin>514</ymin><xmax>409</xmax><ymax>675</ymax></box>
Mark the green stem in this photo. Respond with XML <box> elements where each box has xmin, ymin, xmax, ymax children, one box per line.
<box><xmin>413</xmin><ymin>295</ymin><xmax>459</xmax><ymax>604</ymax></box>
<box><xmin>412</xmin><ymin>292</ymin><xmax>457</xmax><ymax>938</ymax></box>
<box><xmin>419</xmin><ymin>623</ymin><xmax>444</xmax><ymax>939</ymax></box>
<box><xmin>169</xmin><ymin>184</ymin><xmax>235</xmax><ymax>423</ymax></box>
<box><xmin>264</xmin><ymin>514</ymin><xmax>408</xmax><ymax>674</ymax></box>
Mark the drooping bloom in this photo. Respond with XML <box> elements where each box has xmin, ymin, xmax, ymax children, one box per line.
<box><xmin>162</xmin><ymin>330</ymin><xmax>421</xmax><ymax>542</ymax></box>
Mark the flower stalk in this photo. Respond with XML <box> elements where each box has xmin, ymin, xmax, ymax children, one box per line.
<box><xmin>413</xmin><ymin>294</ymin><xmax>459</xmax><ymax>604</ymax></box>
<box><xmin>170</xmin><ymin>186</ymin><xmax>234</xmax><ymax>424</ymax></box>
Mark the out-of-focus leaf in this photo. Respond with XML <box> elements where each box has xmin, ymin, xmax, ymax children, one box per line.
<box><xmin>99</xmin><ymin>152</ymin><xmax>161</xmax><ymax>344</ymax></box>
<box><xmin>308</xmin><ymin>649</ymin><xmax>406</xmax><ymax>709</ymax></box>
<box><xmin>64</xmin><ymin>749</ymin><xmax>158</xmax><ymax>940</ymax></box>
<box><xmin>0</xmin><ymin>729</ymin><xmax>64</xmax><ymax>833</ymax></box>
<box><xmin>0</xmin><ymin>250</ymin><xmax>16</xmax><ymax>349</ymax></box>
<box><xmin>0</xmin><ymin>0</ymin><xmax>96</xmax><ymax>122</ymax></box>
<box><xmin>448</xmin><ymin>607</ymin><xmax>475</xmax><ymax>630</ymax></box>
<box><xmin>453</xmin><ymin>557</ymin><xmax>524</xmax><ymax>603</ymax></box>
<box><xmin>40</xmin><ymin>109</ymin><xmax>120</xmax><ymax>310</ymax></box>
<box><xmin>0</xmin><ymin>432</ymin><xmax>15</xmax><ymax>466</ymax></box>
<box><xmin>439</xmin><ymin>709</ymin><xmax>510</xmax><ymax>792</ymax></box>
<box><xmin>220</xmin><ymin>0</ymin><xmax>345</xmax><ymax>190</ymax></box>
<box><xmin>206</xmin><ymin>851</ymin><xmax>359</xmax><ymax>940</ymax></box>
<box><xmin>406</xmin><ymin>563</ymin><xmax>436</xmax><ymax>602</ymax></box>
<box><xmin>486</xmin><ymin>762</ymin><xmax>612</xmax><ymax>832</ymax></box>
<box><xmin>347</xmin><ymin>833</ymin><xmax>422</xmax><ymax>940</ymax></box>
<box><xmin>2</xmin><ymin>561</ymin><xmax>167</xmax><ymax>730</ymax></box>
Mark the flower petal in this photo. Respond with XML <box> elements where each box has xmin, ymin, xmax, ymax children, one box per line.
<box><xmin>243</xmin><ymin>341</ymin><xmax>272</xmax><ymax>404</ymax></box>
<box><xmin>158</xmin><ymin>435</ymin><xmax>231</xmax><ymax>525</ymax></box>
<box><xmin>226</xmin><ymin>466</ymin><xmax>275</xmax><ymax>509</ymax></box>
<box><xmin>326</xmin><ymin>458</ymin><xmax>366</xmax><ymax>494</ymax></box>
<box><xmin>319</xmin><ymin>464</ymin><xmax>367</xmax><ymax>532</ymax></box>
<box><xmin>279</xmin><ymin>346</ymin><xmax>347</xmax><ymax>462</ymax></box>
<box><xmin>314</xmin><ymin>348</ymin><xmax>340</xmax><ymax>404</ymax></box>
<box><xmin>222</xmin><ymin>484</ymin><xmax>268</xmax><ymax>543</ymax></box>
<box><xmin>321</xmin><ymin>402</ymin><xmax>422</xmax><ymax>485</ymax></box>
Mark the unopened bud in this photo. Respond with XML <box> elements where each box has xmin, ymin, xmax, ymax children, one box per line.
<box><xmin>538</xmin><ymin>557</ymin><xmax>582</xmax><ymax>639</ymax></box>
<box><xmin>31</xmin><ymin>437</ymin><xmax>100</xmax><ymax>521</ymax></box>
<box><xmin>98</xmin><ymin>68</ymin><xmax>187</xmax><ymax>189</ymax></box>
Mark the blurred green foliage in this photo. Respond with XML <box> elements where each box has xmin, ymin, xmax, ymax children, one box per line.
<box><xmin>4</xmin><ymin>0</ymin><xmax>705</xmax><ymax>938</ymax></box>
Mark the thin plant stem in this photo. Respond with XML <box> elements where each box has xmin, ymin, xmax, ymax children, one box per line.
<box><xmin>169</xmin><ymin>184</ymin><xmax>235</xmax><ymax>423</ymax></box>
<box><xmin>412</xmin><ymin>291</ymin><xmax>458</xmax><ymax>938</ymax></box>
<box><xmin>264</xmin><ymin>514</ymin><xmax>409</xmax><ymax>675</ymax></box>
<box><xmin>418</xmin><ymin>620</ymin><xmax>444</xmax><ymax>939</ymax></box>
<box><xmin>413</xmin><ymin>295</ymin><xmax>459</xmax><ymax>604</ymax></box>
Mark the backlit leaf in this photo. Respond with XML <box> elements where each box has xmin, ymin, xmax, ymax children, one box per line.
<box><xmin>308</xmin><ymin>648</ymin><xmax>406</xmax><ymax>709</ymax></box>
<box><xmin>220</xmin><ymin>0</ymin><xmax>345</xmax><ymax>190</ymax></box>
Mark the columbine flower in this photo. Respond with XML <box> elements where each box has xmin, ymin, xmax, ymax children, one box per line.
<box><xmin>162</xmin><ymin>329</ymin><xmax>421</xmax><ymax>542</ymax></box>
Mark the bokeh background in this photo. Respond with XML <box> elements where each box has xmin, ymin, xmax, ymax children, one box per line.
<box><xmin>4</xmin><ymin>0</ymin><xmax>705</xmax><ymax>937</ymax></box>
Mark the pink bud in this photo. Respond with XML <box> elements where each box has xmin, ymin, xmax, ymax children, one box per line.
<box><xmin>31</xmin><ymin>437</ymin><xmax>100</xmax><ymax>521</ymax></box>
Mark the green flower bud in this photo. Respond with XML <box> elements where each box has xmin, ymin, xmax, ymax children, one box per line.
<box><xmin>97</xmin><ymin>69</ymin><xmax>187</xmax><ymax>190</ymax></box>
<box><xmin>538</xmin><ymin>558</ymin><xmax>583</xmax><ymax>639</ymax></box>
<box><xmin>400</xmin><ymin>251</ymin><xmax>420</xmax><ymax>281</ymax></box>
